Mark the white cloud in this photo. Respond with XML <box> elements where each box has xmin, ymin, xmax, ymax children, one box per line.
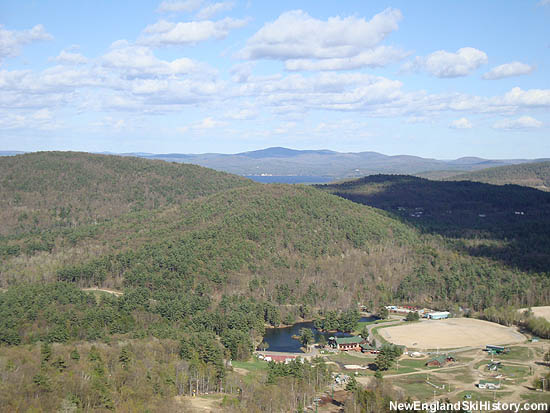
<box><xmin>405</xmin><ymin>47</ymin><xmax>488</xmax><ymax>78</ymax></box>
<box><xmin>538</xmin><ymin>0</ymin><xmax>550</xmax><ymax>6</ymax></box>
<box><xmin>102</xmin><ymin>42</ymin><xmax>212</xmax><ymax>77</ymax></box>
<box><xmin>0</xmin><ymin>108</ymin><xmax>60</xmax><ymax>130</ymax></box>
<box><xmin>224</xmin><ymin>108</ymin><xmax>258</xmax><ymax>120</ymax></box>
<box><xmin>493</xmin><ymin>116</ymin><xmax>543</xmax><ymax>130</ymax></box>
<box><xmin>501</xmin><ymin>87</ymin><xmax>550</xmax><ymax>106</ymax></box>
<box><xmin>449</xmin><ymin>117</ymin><xmax>472</xmax><ymax>129</ymax></box>
<box><xmin>404</xmin><ymin>116</ymin><xmax>431</xmax><ymax>124</ymax></box>
<box><xmin>285</xmin><ymin>46</ymin><xmax>409</xmax><ymax>71</ymax></box>
<box><xmin>52</xmin><ymin>50</ymin><xmax>89</xmax><ymax>65</ymax></box>
<box><xmin>140</xmin><ymin>17</ymin><xmax>248</xmax><ymax>46</ymax></box>
<box><xmin>157</xmin><ymin>0</ymin><xmax>203</xmax><ymax>13</ymax></box>
<box><xmin>91</xmin><ymin>116</ymin><xmax>126</xmax><ymax>130</ymax></box>
<box><xmin>483</xmin><ymin>62</ymin><xmax>534</xmax><ymax>80</ymax></box>
<box><xmin>239</xmin><ymin>9</ymin><xmax>404</xmax><ymax>70</ymax></box>
<box><xmin>196</xmin><ymin>2</ymin><xmax>235</xmax><ymax>19</ymax></box>
<box><xmin>194</xmin><ymin>116</ymin><xmax>226</xmax><ymax>129</ymax></box>
<box><xmin>0</xmin><ymin>24</ymin><xmax>53</xmax><ymax>62</ymax></box>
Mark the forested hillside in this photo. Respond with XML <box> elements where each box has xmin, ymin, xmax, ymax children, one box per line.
<box><xmin>0</xmin><ymin>152</ymin><xmax>251</xmax><ymax>236</ymax></box>
<box><xmin>446</xmin><ymin>161</ymin><xmax>550</xmax><ymax>191</ymax></box>
<box><xmin>319</xmin><ymin>174</ymin><xmax>550</xmax><ymax>272</ymax></box>
<box><xmin>2</xmin><ymin>154</ymin><xmax>550</xmax><ymax>411</ymax></box>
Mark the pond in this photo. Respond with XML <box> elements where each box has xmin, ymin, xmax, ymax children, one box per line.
<box><xmin>261</xmin><ymin>316</ymin><xmax>376</xmax><ymax>353</ymax></box>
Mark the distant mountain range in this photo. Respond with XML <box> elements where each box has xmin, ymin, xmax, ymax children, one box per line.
<box><xmin>3</xmin><ymin>148</ymin><xmax>549</xmax><ymax>179</ymax></box>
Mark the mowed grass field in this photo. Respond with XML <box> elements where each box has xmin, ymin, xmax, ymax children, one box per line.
<box><xmin>378</xmin><ymin>318</ymin><xmax>525</xmax><ymax>349</ymax></box>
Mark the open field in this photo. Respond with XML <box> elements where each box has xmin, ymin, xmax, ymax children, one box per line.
<box><xmin>378</xmin><ymin>318</ymin><xmax>525</xmax><ymax>349</ymax></box>
<box><xmin>519</xmin><ymin>306</ymin><xmax>550</xmax><ymax>322</ymax></box>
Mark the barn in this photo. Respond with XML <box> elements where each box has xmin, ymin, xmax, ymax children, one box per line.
<box><xmin>425</xmin><ymin>354</ymin><xmax>455</xmax><ymax>367</ymax></box>
<box><xmin>331</xmin><ymin>336</ymin><xmax>365</xmax><ymax>351</ymax></box>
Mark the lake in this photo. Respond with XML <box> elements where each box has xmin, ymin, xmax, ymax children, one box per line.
<box><xmin>261</xmin><ymin>316</ymin><xmax>376</xmax><ymax>353</ymax></box>
<box><xmin>245</xmin><ymin>176</ymin><xmax>335</xmax><ymax>184</ymax></box>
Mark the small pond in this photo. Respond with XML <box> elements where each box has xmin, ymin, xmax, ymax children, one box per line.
<box><xmin>261</xmin><ymin>316</ymin><xmax>376</xmax><ymax>353</ymax></box>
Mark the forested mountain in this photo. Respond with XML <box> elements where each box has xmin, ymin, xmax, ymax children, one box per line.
<box><xmin>0</xmin><ymin>152</ymin><xmax>251</xmax><ymax>236</ymax></box>
<box><xmin>319</xmin><ymin>174</ymin><xmax>550</xmax><ymax>272</ymax></box>
<box><xmin>446</xmin><ymin>161</ymin><xmax>550</xmax><ymax>191</ymax></box>
<box><xmin>2</xmin><ymin>153</ymin><xmax>550</xmax><ymax>411</ymax></box>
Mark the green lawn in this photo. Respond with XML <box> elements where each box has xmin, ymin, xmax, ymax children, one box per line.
<box><xmin>232</xmin><ymin>358</ymin><xmax>267</xmax><ymax>373</ymax></box>
<box><xmin>444</xmin><ymin>367</ymin><xmax>475</xmax><ymax>384</ymax></box>
<box><xmin>521</xmin><ymin>392</ymin><xmax>550</xmax><ymax>403</ymax></box>
<box><xmin>231</xmin><ymin>358</ymin><xmax>268</xmax><ymax>384</ymax></box>
<box><xmin>327</xmin><ymin>352</ymin><xmax>372</xmax><ymax>366</ymax></box>
<box><xmin>392</xmin><ymin>374</ymin><xmax>449</xmax><ymax>401</ymax></box>
<box><xmin>455</xmin><ymin>391</ymin><xmax>510</xmax><ymax>402</ymax></box>
<box><xmin>498</xmin><ymin>346</ymin><xmax>531</xmax><ymax>361</ymax></box>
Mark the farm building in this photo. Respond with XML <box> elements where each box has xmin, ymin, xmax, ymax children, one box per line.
<box><xmin>261</xmin><ymin>354</ymin><xmax>299</xmax><ymax>364</ymax></box>
<box><xmin>425</xmin><ymin>311</ymin><xmax>450</xmax><ymax>320</ymax></box>
<box><xmin>478</xmin><ymin>380</ymin><xmax>500</xmax><ymax>390</ymax></box>
<box><xmin>485</xmin><ymin>345</ymin><xmax>509</xmax><ymax>354</ymax></box>
<box><xmin>425</xmin><ymin>354</ymin><xmax>455</xmax><ymax>367</ymax></box>
<box><xmin>330</xmin><ymin>336</ymin><xmax>365</xmax><ymax>351</ymax></box>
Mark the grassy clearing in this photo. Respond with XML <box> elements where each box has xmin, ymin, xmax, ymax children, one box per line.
<box><xmin>521</xmin><ymin>392</ymin><xmax>550</xmax><ymax>403</ymax></box>
<box><xmin>455</xmin><ymin>390</ymin><xmax>509</xmax><ymax>402</ymax></box>
<box><xmin>499</xmin><ymin>346</ymin><xmax>531</xmax><ymax>361</ymax></box>
<box><xmin>232</xmin><ymin>358</ymin><xmax>267</xmax><ymax>373</ymax></box>
<box><xmin>442</xmin><ymin>367</ymin><xmax>474</xmax><ymax>384</ymax></box>
<box><xmin>392</xmin><ymin>374</ymin><xmax>449</xmax><ymax>401</ymax></box>
<box><xmin>383</xmin><ymin>358</ymin><xmax>433</xmax><ymax>375</ymax></box>
<box><xmin>499</xmin><ymin>364</ymin><xmax>530</xmax><ymax>379</ymax></box>
<box><xmin>231</xmin><ymin>358</ymin><xmax>268</xmax><ymax>385</ymax></box>
<box><xmin>327</xmin><ymin>352</ymin><xmax>372</xmax><ymax>366</ymax></box>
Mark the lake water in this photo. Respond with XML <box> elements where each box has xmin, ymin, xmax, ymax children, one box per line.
<box><xmin>262</xmin><ymin>316</ymin><xmax>376</xmax><ymax>353</ymax></box>
<box><xmin>245</xmin><ymin>176</ymin><xmax>334</xmax><ymax>184</ymax></box>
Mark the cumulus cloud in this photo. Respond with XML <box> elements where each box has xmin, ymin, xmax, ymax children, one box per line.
<box><xmin>493</xmin><ymin>116</ymin><xmax>543</xmax><ymax>130</ymax></box>
<box><xmin>483</xmin><ymin>62</ymin><xmax>534</xmax><ymax>80</ymax></box>
<box><xmin>157</xmin><ymin>0</ymin><xmax>203</xmax><ymax>13</ymax></box>
<box><xmin>193</xmin><ymin>116</ymin><xmax>226</xmax><ymax>129</ymax></box>
<box><xmin>102</xmin><ymin>42</ymin><xmax>213</xmax><ymax>77</ymax></box>
<box><xmin>0</xmin><ymin>24</ymin><xmax>53</xmax><ymax>62</ymax></box>
<box><xmin>405</xmin><ymin>47</ymin><xmax>488</xmax><ymax>78</ymax></box>
<box><xmin>501</xmin><ymin>87</ymin><xmax>550</xmax><ymax>106</ymax></box>
<box><xmin>197</xmin><ymin>2</ymin><xmax>235</xmax><ymax>19</ymax></box>
<box><xmin>52</xmin><ymin>50</ymin><xmax>89</xmax><ymax>65</ymax></box>
<box><xmin>224</xmin><ymin>108</ymin><xmax>258</xmax><ymax>120</ymax></box>
<box><xmin>285</xmin><ymin>46</ymin><xmax>409</xmax><ymax>71</ymax></box>
<box><xmin>140</xmin><ymin>17</ymin><xmax>248</xmax><ymax>46</ymax></box>
<box><xmin>0</xmin><ymin>108</ymin><xmax>60</xmax><ymax>130</ymax></box>
<box><xmin>449</xmin><ymin>117</ymin><xmax>472</xmax><ymax>129</ymax></box>
<box><xmin>239</xmin><ymin>9</ymin><xmax>405</xmax><ymax>70</ymax></box>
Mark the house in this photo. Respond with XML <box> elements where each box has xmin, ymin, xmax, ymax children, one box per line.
<box><xmin>331</xmin><ymin>336</ymin><xmax>365</xmax><ymax>351</ymax></box>
<box><xmin>425</xmin><ymin>355</ymin><xmax>455</xmax><ymax>367</ymax></box>
<box><xmin>478</xmin><ymin>380</ymin><xmax>500</xmax><ymax>390</ymax></box>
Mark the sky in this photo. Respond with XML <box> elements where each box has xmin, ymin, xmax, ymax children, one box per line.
<box><xmin>1</xmin><ymin>1</ymin><xmax>549</xmax><ymax>158</ymax></box>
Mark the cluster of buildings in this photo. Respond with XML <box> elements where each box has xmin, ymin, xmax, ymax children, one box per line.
<box><xmin>384</xmin><ymin>305</ymin><xmax>451</xmax><ymax>320</ymax></box>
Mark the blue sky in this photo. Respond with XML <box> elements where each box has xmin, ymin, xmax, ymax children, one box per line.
<box><xmin>1</xmin><ymin>1</ymin><xmax>549</xmax><ymax>158</ymax></box>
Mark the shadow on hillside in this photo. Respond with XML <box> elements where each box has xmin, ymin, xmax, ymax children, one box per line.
<box><xmin>320</xmin><ymin>175</ymin><xmax>550</xmax><ymax>273</ymax></box>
